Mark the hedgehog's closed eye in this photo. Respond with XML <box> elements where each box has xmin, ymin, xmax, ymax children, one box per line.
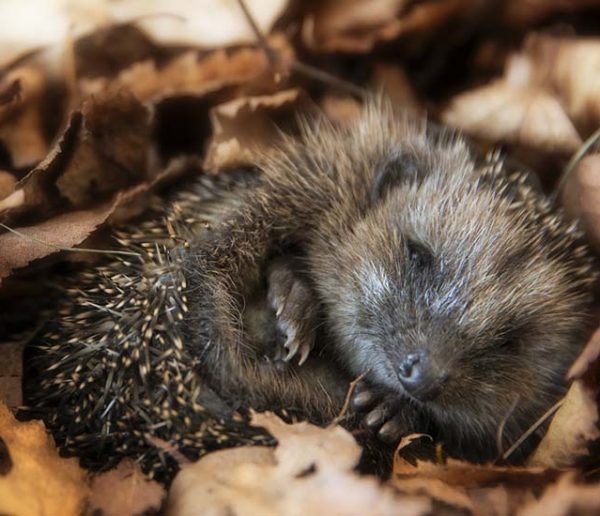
<box><xmin>406</xmin><ymin>238</ymin><xmax>434</xmax><ymax>269</ymax></box>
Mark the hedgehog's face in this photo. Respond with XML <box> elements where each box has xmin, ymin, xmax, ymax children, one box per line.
<box><xmin>328</xmin><ymin>145</ymin><xmax>595</xmax><ymax>457</ymax></box>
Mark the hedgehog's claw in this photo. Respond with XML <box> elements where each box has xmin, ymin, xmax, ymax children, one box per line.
<box><xmin>268</xmin><ymin>258</ymin><xmax>317</xmax><ymax>366</ymax></box>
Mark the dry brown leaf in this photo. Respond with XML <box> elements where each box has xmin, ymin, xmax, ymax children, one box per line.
<box><xmin>442</xmin><ymin>79</ymin><xmax>581</xmax><ymax>154</ymax></box>
<box><xmin>302</xmin><ymin>0</ymin><xmax>472</xmax><ymax>53</ymax></box>
<box><xmin>320</xmin><ymin>94</ymin><xmax>362</xmax><ymax>127</ymax></box>
<box><xmin>0</xmin><ymin>171</ymin><xmax>17</xmax><ymax>201</ymax></box>
<box><xmin>168</xmin><ymin>413</ymin><xmax>430</xmax><ymax>516</ymax></box>
<box><xmin>0</xmin><ymin>196</ymin><xmax>120</xmax><ymax>283</ymax></box>
<box><xmin>569</xmin><ymin>324</ymin><xmax>600</xmax><ymax>380</ymax></box>
<box><xmin>108</xmin><ymin>0</ymin><xmax>289</xmax><ymax>48</ymax></box>
<box><xmin>370</xmin><ymin>64</ymin><xmax>422</xmax><ymax>115</ymax></box>
<box><xmin>519</xmin><ymin>472</ymin><xmax>600</xmax><ymax>516</ymax></box>
<box><xmin>0</xmin><ymin>66</ymin><xmax>49</xmax><ymax>169</ymax></box>
<box><xmin>4</xmin><ymin>90</ymin><xmax>151</xmax><ymax>222</ymax></box>
<box><xmin>80</xmin><ymin>36</ymin><xmax>294</xmax><ymax>104</ymax></box>
<box><xmin>0</xmin><ymin>341</ymin><xmax>24</xmax><ymax>408</ymax></box>
<box><xmin>560</xmin><ymin>154</ymin><xmax>600</xmax><ymax>256</ymax></box>
<box><xmin>502</xmin><ymin>0</ymin><xmax>600</xmax><ymax>28</ymax></box>
<box><xmin>548</xmin><ymin>38</ymin><xmax>600</xmax><ymax>135</ymax></box>
<box><xmin>89</xmin><ymin>459</ymin><xmax>165</xmax><ymax>516</ymax></box>
<box><xmin>528</xmin><ymin>380</ymin><xmax>599</xmax><ymax>468</ymax></box>
<box><xmin>392</xmin><ymin>456</ymin><xmax>559</xmax><ymax>515</ymax></box>
<box><xmin>204</xmin><ymin>89</ymin><xmax>314</xmax><ymax>172</ymax></box>
<box><xmin>0</xmin><ymin>401</ymin><xmax>88</xmax><ymax>516</ymax></box>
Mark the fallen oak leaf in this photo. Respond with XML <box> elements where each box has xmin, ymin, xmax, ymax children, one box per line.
<box><xmin>302</xmin><ymin>0</ymin><xmax>472</xmax><ymax>53</ymax></box>
<box><xmin>168</xmin><ymin>412</ymin><xmax>430</xmax><ymax>516</ymax></box>
<box><xmin>528</xmin><ymin>380</ymin><xmax>600</xmax><ymax>469</ymax></box>
<box><xmin>569</xmin><ymin>311</ymin><xmax>600</xmax><ymax>380</ymax></box>
<box><xmin>79</xmin><ymin>35</ymin><xmax>294</xmax><ymax>104</ymax></box>
<box><xmin>0</xmin><ymin>401</ymin><xmax>88</xmax><ymax>516</ymax></box>
<box><xmin>88</xmin><ymin>459</ymin><xmax>165</xmax><ymax>516</ymax></box>
<box><xmin>110</xmin><ymin>0</ymin><xmax>289</xmax><ymax>49</ymax></box>
<box><xmin>0</xmin><ymin>66</ymin><xmax>50</xmax><ymax>169</ymax></box>
<box><xmin>560</xmin><ymin>154</ymin><xmax>600</xmax><ymax>255</ymax></box>
<box><xmin>204</xmin><ymin>88</ymin><xmax>316</xmax><ymax>172</ymax></box>
<box><xmin>4</xmin><ymin>90</ymin><xmax>152</xmax><ymax>224</ymax></box>
<box><xmin>442</xmin><ymin>76</ymin><xmax>582</xmax><ymax>154</ymax></box>
<box><xmin>0</xmin><ymin>341</ymin><xmax>25</xmax><ymax>409</ymax></box>
<box><xmin>391</xmin><ymin>457</ymin><xmax>560</xmax><ymax>515</ymax></box>
<box><xmin>0</xmin><ymin>171</ymin><xmax>17</xmax><ymax>201</ymax></box>
<box><xmin>0</xmin><ymin>196</ymin><xmax>122</xmax><ymax>284</ymax></box>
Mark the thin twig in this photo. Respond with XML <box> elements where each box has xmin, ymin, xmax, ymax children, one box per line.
<box><xmin>331</xmin><ymin>370</ymin><xmax>368</xmax><ymax>426</ymax></box>
<box><xmin>495</xmin><ymin>393</ymin><xmax>521</xmax><ymax>461</ymax></box>
<box><xmin>236</xmin><ymin>0</ymin><xmax>368</xmax><ymax>99</ymax></box>
<box><xmin>554</xmin><ymin>126</ymin><xmax>600</xmax><ymax>199</ymax></box>
<box><xmin>502</xmin><ymin>397</ymin><xmax>564</xmax><ymax>461</ymax></box>
<box><xmin>0</xmin><ymin>222</ymin><xmax>141</xmax><ymax>258</ymax></box>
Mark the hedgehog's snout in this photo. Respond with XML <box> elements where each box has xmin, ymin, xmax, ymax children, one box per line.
<box><xmin>397</xmin><ymin>351</ymin><xmax>448</xmax><ymax>402</ymax></box>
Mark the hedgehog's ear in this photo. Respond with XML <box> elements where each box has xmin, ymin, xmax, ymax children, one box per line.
<box><xmin>371</xmin><ymin>150</ymin><xmax>426</xmax><ymax>204</ymax></box>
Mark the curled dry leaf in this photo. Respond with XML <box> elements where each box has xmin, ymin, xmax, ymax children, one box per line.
<box><xmin>5</xmin><ymin>90</ymin><xmax>151</xmax><ymax>222</ymax></box>
<box><xmin>0</xmin><ymin>171</ymin><xmax>17</xmax><ymax>201</ymax></box>
<box><xmin>501</xmin><ymin>0</ymin><xmax>600</xmax><ymax>28</ymax></box>
<box><xmin>302</xmin><ymin>0</ymin><xmax>472</xmax><ymax>53</ymax></box>
<box><xmin>560</xmin><ymin>154</ymin><xmax>600</xmax><ymax>254</ymax></box>
<box><xmin>569</xmin><ymin>323</ymin><xmax>600</xmax><ymax>381</ymax></box>
<box><xmin>370</xmin><ymin>64</ymin><xmax>422</xmax><ymax>115</ymax></box>
<box><xmin>548</xmin><ymin>37</ymin><xmax>600</xmax><ymax>136</ymax></box>
<box><xmin>0</xmin><ymin>341</ymin><xmax>24</xmax><ymax>409</ymax></box>
<box><xmin>0</xmin><ymin>66</ymin><xmax>49</xmax><ymax>169</ymax></box>
<box><xmin>392</xmin><ymin>456</ymin><xmax>559</xmax><ymax>514</ymax></box>
<box><xmin>442</xmin><ymin>72</ymin><xmax>581</xmax><ymax>154</ymax></box>
<box><xmin>528</xmin><ymin>380</ymin><xmax>599</xmax><ymax>468</ymax></box>
<box><xmin>0</xmin><ymin>401</ymin><xmax>88</xmax><ymax>516</ymax></box>
<box><xmin>107</xmin><ymin>0</ymin><xmax>289</xmax><ymax>48</ymax></box>
<box><xmin>89</xmin><ymin>459</ymin><xmax>165</xmax><ymax>516</ymax></box>
<box><xmin>204</xmin><ymin>88</ymin><xmax>315</xmax><ymax>172</ymax></box>
<box><xmin>168</xmin><ymin>412</ymin><xmax>430</xmax><ymax>516</ymax></box>
<box><xmin>79</xmin><ymin>35</ymin><xmax>294</xmax><ymax>104</ymax></box>
<box><xmin>0</xmin><ymin>196</ymin><xmax>120</xmax><ymax>284</ymax></box>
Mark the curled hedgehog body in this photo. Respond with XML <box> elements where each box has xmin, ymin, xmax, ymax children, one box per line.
<box><xmin>26</xmin><ymin>100</ymin><xmax>597</xmax><ymax>479</ymax></box>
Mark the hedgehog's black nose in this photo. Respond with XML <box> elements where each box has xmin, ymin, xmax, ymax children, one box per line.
<box><xmin>398</xmin><ymin>352</ymin><xmax>446</xmax><ymax>401</ymax></box>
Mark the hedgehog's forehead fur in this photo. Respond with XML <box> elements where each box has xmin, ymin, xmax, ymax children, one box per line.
<box><xmin>261</xmin><ymin>99</ymin><xmax>596</xmax><ymax>446</ymax></box>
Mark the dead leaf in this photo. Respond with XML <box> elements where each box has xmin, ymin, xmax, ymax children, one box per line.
<box><xmin>302</xmin><ymin>0</ymin><xmax>472</xmax><ymax>53</ymax></box>
<box><xmin>392</xmin><ymin>456</ymin><xmax>560</xmax><ymax>515</ymax></box>
<box><xmin>204</xmin><ymin>89</ymin><xmax>314</xmax><ymax>172</ymax></box>
<box><xmin>0</xmin><ymin>196</ymin><xmax>118</xmax><ymax>284</ymax></box>
<box><xmin>168</xmin><ymin>413</ymin><xmax>430</xmax><ymax>516</ymax></box>
<box><xmin>560</xmin><ymin>154</ymin><xmax>600</xmax><ymax>256</ymax></box>
<box><xmin>108</xmin><ymin>0</ymin><xmax>289</xmax><ymax>48</ymax></box>
<box><xmin>548</xmin><ymin>37</ymin><xmax>600</xmax><ymax>136</ymax></box>
<box><xmin>442</xmin><ymin>78</ymin><xmax>582</xmax><ymax>154</ymax></box>
<box><xmin>320</xmin><ymin>94</ymin><xmax>362</xmax><ymax>127</ymax></box>
<box><xmin>569</xmin><ymin>317</ymin><xmax>600</xmax><ymax>380</ymax></box>
<box><xmin>370</xmin><ymin>64</ymin><xmax>422</xmax><ymax>115</ymax></box>
<box><xmin>0</xmin><ymin>171</ymin><xmax>16</xmax><ymax>201</ymax></box>
<box><xmin>0</xmin><ymin>341</ymin><xmax>24</xmax><ymax>408</ymax></box>
<box><xmin>502</xmin><ymin>0</ymin><xmax>600</xmax><ymax>27</ymax></box>
<box><xmin>528</xmin><ymin>380</ymin><xmax>600</xmax><ymax>468</ymax></box>
<box><xmin>0</xmin><ymin>401</ymin><xmax>88</xmax><ymax>516</ymax></box>
<box><xmin>0</xmin><ymin>66</ymin><xmax>49</xmax><ymax>169</ymax></box>
<box><xmin>519</xmin><ymin>472</ymin><xmax>600</xmax><ymax>516</ymax></box>
<box><xmin>5</xmin><ymin>90</ymin><xmax>151</xmax><ymax>222</ymax></box>
<box><xmin>89</xmin><ymin>459</ymin><xmax>165</xmax><ymax>516</ymax></box>
<box><xmin>79</xmin><ymin>36</ymin><xmax>294</xmax><ymax>104</ymax></box>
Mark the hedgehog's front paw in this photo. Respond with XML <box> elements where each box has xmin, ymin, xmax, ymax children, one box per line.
<box><xmin>351</xmin><ymin>382</ymin><xmax>409</xmax><ymax>443</ymax></box>
<box><xmin>267</xmin><ymin>258</ymin><xmax>318</xmax><ymax>365</ymax></box>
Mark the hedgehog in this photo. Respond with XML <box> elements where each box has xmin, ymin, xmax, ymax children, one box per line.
<box><xmin>24</xmin><ymin>99</ymin><xmax>598</xmax><ymax>480</ymax></box>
